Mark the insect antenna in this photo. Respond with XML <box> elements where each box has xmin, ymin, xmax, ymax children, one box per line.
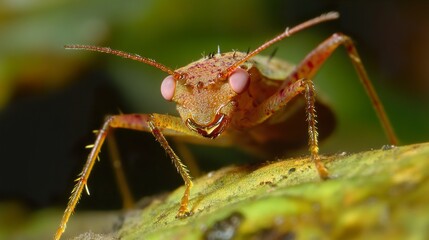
<box><xmin>220</xmin><ymin>11</ymin><xmax>340</xmax><ymax>78</ymax></box>
<box><xmin>64</xmin><ymin>45</ymin><xmax>176</xmax><ymax>76</ymax></box>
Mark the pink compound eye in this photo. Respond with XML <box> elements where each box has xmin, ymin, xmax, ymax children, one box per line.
<box><xmin>160</xmin><ymin>75</ymin><xmax>176</xmax><ymax>101</ymax></box>
<box><xmin>228</xmin><ymin>68</ymin><xmax>250</xmax><ymax>94</ymax></box>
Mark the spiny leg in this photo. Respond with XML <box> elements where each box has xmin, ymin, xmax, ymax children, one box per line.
<box><xmin>173</xmin><ymin>140</ymin><xmax>203</xmax><ymax>177</ymax></box>
<box><xmin>303</xmin><ymin>79</ymin><xmax>328</xmax><ymax>179</ymax></box>
<box><xmin>287</xmin><ymin>33</ymin><xmax>398</xmax><ymax>145</ymax></box>
<box><xmin>246</xmin><ymin>33</ymin><xmax>399</xmax><ymax>179</ymax></box>
<box><xmin>54</xmin><ymin>114</ymin><xmax>197</xmax><ymax>240</ymax></box>
<box><xmin>55</xmin><ymin>117</ymin><xmax>112</xmax><ymax>240</ymax></box>
<box><xmin>149</xmin><ymin>121</ymin><xmax>193</xmax><ymax>217</ymax></box>
<box><xmin>243</xmin><ymin>78</ymin><xmax>327</xmax><ymax>178</ymax></box>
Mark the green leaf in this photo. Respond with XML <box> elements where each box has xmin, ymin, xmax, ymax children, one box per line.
<box><xmin>72</xmin><ymin>142</ymin><xmax>429</xmax><ymax>239</ymax></box>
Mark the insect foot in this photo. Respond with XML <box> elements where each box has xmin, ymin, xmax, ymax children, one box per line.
<box><xmin>176</xmin><ymin>210</ymin><xmax>194</xmax><ymax>219</ymax></box>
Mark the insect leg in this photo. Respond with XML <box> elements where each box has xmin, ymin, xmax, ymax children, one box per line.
<box><xmin>106</xmin><ymin>132</ymin><xmax>134</xmax><ymax>209</ymax></box>
<box><xmin>287</xmin><ymin>33</ymin><xmax>398</xmax><ymax>145</ymax></box>
<box><xmin>303</xmin><ymin>79</ymin><xmax>329</xmax><ymax>179</ymax></box>
<box><xmin>173</xmin><ymin>140</ymin><xmax>203</xmax><ymax>177</ymax></box>
<box><xmin>55</xmin><ymin>114</ymin><xmax>197</xmax><ymax>240</ymax></box>
<box><xmin>148</xmin><ymin>119</ymin><xmax>193</xmax><ymax>218</ymax></box>
<box><xmin>243</xmin><ymin>78</ymin><xmax>327</xmax><ymax>178</ymax></box>
<box><xmin>55</xmin><ymin>117</ymin><xmax>112</xmax><ymax>240</ymax></box>
<box><xmin>115</xmin><ymin>114</ymin><xmax>196</xmax><ymax>218</ymax></box>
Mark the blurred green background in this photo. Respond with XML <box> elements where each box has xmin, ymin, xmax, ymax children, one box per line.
<box><xmin>0</xmin><ymin>0</ymin><xmax>428</xmax><ymax>238</ymax></box>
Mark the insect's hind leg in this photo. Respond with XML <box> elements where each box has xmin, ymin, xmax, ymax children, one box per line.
<box><xmin>106</xmin><ymin>132</ymin><xmax>135</xmax><ymax>209</ymax></box>
<box><xmin>287</xmin><ymin>33</ymin><xmax>398</xmax><ymax>145</ymax></box>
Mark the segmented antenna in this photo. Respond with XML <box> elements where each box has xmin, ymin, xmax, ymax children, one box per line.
<box><xmin>221</xmin><ymin>12</ymin><xmax>340</xmax><ymax>78</ymax></box>
<box><xmin>64</xmin><ymin>45</ymin><xmax>176</xmax><ymax>76</ymax></box>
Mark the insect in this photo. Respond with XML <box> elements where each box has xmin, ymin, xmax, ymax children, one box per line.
<box><xmin>55</xmin><ymin>12</ymin><xmax>398</xmax><ymax>239</ymax></box>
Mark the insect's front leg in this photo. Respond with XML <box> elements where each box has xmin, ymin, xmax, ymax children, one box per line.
<box><xmin>55</xmin><ymin>114</ymin><xmax>197</xmax><ymax>240</ymax></box>
<box><xmin>243</xmin><ymin>78</ymin><xmax>327</xmax><ymax>179</ymax></box>
<box><xmin>148</xmin><ymin>114</ymin><xmax>194</xmax><ymax>218</ymax></box>
<box><xmin>303</xmin><ymin>79</ymin><xmax>328</xmax><ymax>179</ymax></box>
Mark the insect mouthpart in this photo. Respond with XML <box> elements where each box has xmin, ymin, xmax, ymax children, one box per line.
<box><xmin>185</xmin><ymin>113</ymin><xmax>229</xmax><ymax>139</ymax></box>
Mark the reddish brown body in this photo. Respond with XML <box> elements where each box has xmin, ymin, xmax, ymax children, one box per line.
<box><xmin>54</xmin><ymin>12</ymin><xmax>397</xmax><ymax>239</ymax></box>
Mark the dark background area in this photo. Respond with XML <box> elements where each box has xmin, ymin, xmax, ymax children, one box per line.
<box><xmin>0</xmin><ymin>0</ymin><xmax>428</xmax><ymax>236</ymax></box>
